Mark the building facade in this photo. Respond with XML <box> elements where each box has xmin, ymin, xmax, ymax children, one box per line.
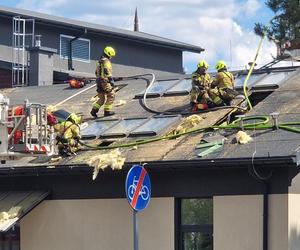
<box><xmin>0</xmin><ymin>6</ymin><xmax>203</xmax><ymax>87</ymax></box>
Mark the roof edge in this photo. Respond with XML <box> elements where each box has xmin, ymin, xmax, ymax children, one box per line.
<box><xmin>0</xmin><ymin>5</ymin><xmax>204</xmax><ymax>53</ymax></box>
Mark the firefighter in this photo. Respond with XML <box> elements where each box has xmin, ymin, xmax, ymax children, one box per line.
<box><xmin>209</xmin><ymin>60</ymin><xmax>237</xmax><ymax>106</ymax></box>
<box><xmin>54</xmin><ymin>113</ymin><xmax>81</xmax><ymax>156</ymax></box>
<box><xmin>90</xmin><ymin>46</ymin><xmax>116</xmax><ymax>118</ymax></box>
<box><xmin>190</xmin><ymin>60</ymin><xmax>214</xmax><ymax>110</ymax></box>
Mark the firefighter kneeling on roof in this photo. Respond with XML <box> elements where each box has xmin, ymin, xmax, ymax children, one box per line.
<box><xmin>208</xmin><ymin>60</ymin><xmax>237</xmax><ymax>107</ymax></box>
<box><xmin>54</xmin><ymin>113</ymin><xmax>82</xmax><ymax>156</ymax></box>
<box><xmin>90</xmin><ymin>46</ymin><xmax>117</xmax><ymax>118</ymax></box>
<box><xmin>190</xmin><ymin>60</ymin><xmax>215</xmax><ymax>111</ymax></box>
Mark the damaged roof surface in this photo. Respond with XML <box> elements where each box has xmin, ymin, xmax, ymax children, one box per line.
<box><xmin>3</xmin><ymin>67</ymin><xmax>300</xmax><ymax>168</ymax></box>
<box><xmin>0</xmin><ymin>5</ymin><xmax>203</xmax><ymax>53</ymax></box>
<box><xmin>215</xmin><ymin>70</ymin><xmax>300</xmax><ymax>159</ymax></box>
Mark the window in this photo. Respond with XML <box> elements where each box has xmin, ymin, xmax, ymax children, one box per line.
<box><xmin>60</xmin><ymin>34</ymin><xmax>90</xmax><ymax>62</ymax></box>
<box><xmin>177</xmin><ymin>198</ymin><xmax>213</xmax><ymax>250</ymax></box>
<box><xmin>129</xmin><ymin>115</ymin><xmax>181</xmax><ymax>137</ymax></box>
<box><xmin>135</xmin><ymin>79</ymin><xmax>180</xmax><ymax>98</ymax></box>
<box><xmin>164</xmin><ymin>79</ymin><xmax>192</xmax><ymax>96</ymax></box>
<box><xmin>82</xmin><ymin>115</ymin><xmax>181</xmax><ymax>139</ymax></box>
<box><xmin>81</xmin><ymin>119</ymin><xmax>119</xmax><ymax>140</ymax></box>
<box><xmin>234</xmin><ymin>74</ymin><xmax>266</xmax><ymax>88</ymax></box>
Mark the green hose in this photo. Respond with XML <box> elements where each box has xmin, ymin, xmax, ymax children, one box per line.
<box><xmin>243</xmin><ymin>18</ymin><xmax>274</xmax><ymax>110</ymax></box>
<box><xmin>79</xmin><ymin>115</ymin><xmax>300</xmax><ymax>151</ymax></box>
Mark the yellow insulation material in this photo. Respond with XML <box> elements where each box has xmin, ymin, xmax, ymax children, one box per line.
<box><xmin>168</xmin><ymin>114</ymin><xmax>203</xmax><ymax>135</ymax></box>
<box><xmin>0</xmin><ymin>206</ymin><xmax>22</xmax><ymax>223</ymax></box>
<box><xmin>87</xmin><ymin>149</ymin><xmax>125</xmax><ymax>180</ymax></box>
<box><xmin>47</xmin><ymin>105</ymin><xmax>57</xmax><ymax>113</ymax></box>
<box><xmin>236</xmin><ymin>131</ymin><xmax>253</xmax><ymax>144</ymax></box>
<box><xmin>114</xmin><ymin>100</ymin><xmax>127</xmax><ymax>107</ymax></box>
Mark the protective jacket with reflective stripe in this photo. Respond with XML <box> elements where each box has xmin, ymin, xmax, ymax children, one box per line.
<box><xmin>95</xmin><ymin>56</ymin><xmax>112</xmax><ymax>82</ymax></box>
<box><xmin>214</xmin><ymin>71</ymin><xmax>234</xmax><ymax>89</ymax></box>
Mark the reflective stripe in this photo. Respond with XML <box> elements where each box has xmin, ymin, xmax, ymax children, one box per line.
<box><xmin>213</xmin><ymin>96</ymin><xmax>223</xmax><ymax>105</ymax></box>
<box><xmin>93</xmin><ymin>102</ymin><xmax>102</xmax><ymax>109</ymax></box>
<box><xmin>104</xmin><ymin>104</ymin><xmax>112</xmax><ymax>111</ymax></box>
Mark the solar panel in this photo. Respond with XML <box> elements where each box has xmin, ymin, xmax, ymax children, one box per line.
<box><xmin>164</xmin><ymin>79</ymin><xmax>192</xmax><ymax>96</ymax></box>
<box><xmin>135</xmin><ymin>79</ymin><xmax>180</xmax><ymax>98</ymax></box>
<box><xmin>100</xmin><ymin>118</ymin><xmax>148</xmax><ymax>138</ymax></box>
<box><xmin>235</xmin><ymin>74</ymin><xmax>267</xmax><ymax>88</ymax></box>
<box><xmin>129</xmin><ymin>115</ymin><xmax>181</xmax><ymax>137</ymax></box>
<box><xmin>81</xmin><ymin>119</ymin><xmax>119</xmax><ymax>139</ymax></box>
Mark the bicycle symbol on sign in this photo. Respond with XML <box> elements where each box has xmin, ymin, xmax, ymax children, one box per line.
<box><xmin>128</xmin><ymin>176</ymin><xmax>150</xmax><ymax>201</ymax></box>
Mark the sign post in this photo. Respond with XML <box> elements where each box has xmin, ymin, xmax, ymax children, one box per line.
<box><xmin>126</xmin><ymin>165</ymin><xmax>151</xmax><ymax>250</ymax></box>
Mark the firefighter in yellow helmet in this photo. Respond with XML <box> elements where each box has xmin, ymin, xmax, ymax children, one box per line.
<box><xmin>90</xmin><ymin>46</ymin><xmax>116</xmax><ymax>118</ymax></box>
<box><xmin>209</xmin><ymin>60</ymin><xmax>237</xmax><ymax>106</ymax></box>
<box><xmin>54</xmin><ymin>113</ymin><xmax>82</xmax><ymax>156</ymax></box>
<box><xmin>190</xmin><ymin>60</ymin><xmax>214</xmax><ymax>110</ymax></box>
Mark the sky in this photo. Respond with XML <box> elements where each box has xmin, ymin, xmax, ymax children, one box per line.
<box><xmin>0</xmin><ymin>0</ymin><xmax>294</xmax><ymax>73</ymax></box>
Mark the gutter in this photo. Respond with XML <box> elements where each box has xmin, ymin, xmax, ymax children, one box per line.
<box><xmin>68</xmin><ymin>28</ymin><xmax>87</xmax><ymax>70</ymax></box>
<box><xmin>0</xmin><ymin>155</ymin><xmax>296</xmax><ymax>176</ymax></box>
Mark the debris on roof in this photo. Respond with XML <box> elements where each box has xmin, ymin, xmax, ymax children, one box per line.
<box><xmin>78</xmin><ymin>149</ymin><xmax>126</xmax><ymax>180</ymax></box>
<box><xmin>235</xmin><ymin>131</ymin><xmax>253</xmax><ymax>144</ymax></box>
<box><xmin>0</xmin><ymin>207</ymin><xmax>22</xmax><ymax>223</ymax></box>
<box><xmin>167</xmin><ymin>114</ymin><xmax>204</xmax><ymax>135</ymax></box>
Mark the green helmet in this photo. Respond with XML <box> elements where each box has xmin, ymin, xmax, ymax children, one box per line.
<box><xmin>104</xmin><ymin>46</ymin><xmax>116</xmax><ymax>58</ymax></box>
<box><xmin>215</xmin><ymin>60</ymin><xmax>227</xmax><ymax>71</ymax></box>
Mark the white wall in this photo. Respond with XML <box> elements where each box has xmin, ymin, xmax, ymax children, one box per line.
<box><xmin>288</xmin><ymin>194</ymin><xmax>300</xmax><ymax>250</ymax></box>
<box><xmin>20</xmin><ymin>198</ymin><xmax>174</xmax><ymax>250</ymax></box>
<box><xmin>214</xmin><ymin>194</ymin><xmax>288</xmax><ymax>250</ymax></box>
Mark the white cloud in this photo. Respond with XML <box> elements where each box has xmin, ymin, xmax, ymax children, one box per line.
<box><xmin>243</xmin><ymin>0</ymin><xmax>261</xmax><ymax>16</ymax></box>
<box><xmin>16</xmin><ymin>0</ymin><xmax>276</xmax><ymax>72</ymax></box>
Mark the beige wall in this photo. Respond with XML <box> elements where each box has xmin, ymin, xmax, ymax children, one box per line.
<box><xmin>288</xmin><ymin>194</ymin><xmax>300</xmax><ymax>250</ymax></box>
<box><xmin>214</xmin><ymin>194</ymin><xmax>288</xmax><ymax>250</ymax></box>
<box><xmin>20</xmin><ymin>198</ymin><xmax>174</xmax><ymax>250</ymax></box>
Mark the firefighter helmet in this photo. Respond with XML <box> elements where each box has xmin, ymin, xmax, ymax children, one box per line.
<box><xmin>104</xmin><ymin>46</ymin><xmax>116</xmax><ymax>58</ymax></box>
<box><xmin>67</xmin><ymin>113</ymin><xmax>82</xmax><ymax>124</ymax></box>
<box><xmin>215</xmin><ymin>60</ymin><xmax>227</xmax><ymax>71</ymax></box>
<box><xmin>197</xmin><ymin>60</ymin><xmax>209</xmax><ymax>70</ymax></box>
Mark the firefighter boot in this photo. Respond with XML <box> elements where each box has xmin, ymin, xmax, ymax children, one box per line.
<box><xmin>90</xmin><ymin>108</ymin><xmax>98</xmax><ymax>118</ymax></box>
<box><xmin>104</xmin><ymin>110</ymin><xmax>115</xmax><ymax>116</ymax></box>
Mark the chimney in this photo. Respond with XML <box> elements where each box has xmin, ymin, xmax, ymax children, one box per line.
<box><xmin>134</xmin><ymin>7</ymin><xmax>139</xmax><ymax>32</ymax></box>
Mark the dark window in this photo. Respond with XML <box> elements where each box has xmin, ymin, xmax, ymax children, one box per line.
<box><xmin>0</xmin><ymin>225</ymin><xmax>20</xmax><ymax>250</ymax></box>
<box><xmin>60</xmin><ymin>34</ymin><xmax>90</xmax><ymax>62</ymax></box>
<box><xmin>177</xmin><ymin>198</ymin><xmax>213</xmax><ymax>250</ymax></box>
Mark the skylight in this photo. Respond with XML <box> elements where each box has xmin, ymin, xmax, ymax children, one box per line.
<box><xmin>100</xmin><ymin>118</ymin><xmax>148</xmax><ymax>138</ymax></box>
<box><xmin>135</xmin><ymin>79</ymin><xmax>180</xmax><ymax>98</ymax></box>
<box><xmin>81</xmin><ymin>119</ymin><xmax>119</xmax><ymax>139</ymax></box>
<box><xmin>235</xmin><ymin>74</ymin><xmax>267</xmax><ymax>88</ymax></box>
<box><xmin>81</xmin><ymin>115</ymin><xmax>181</xmax><ymax>140</ymax></box>
<box><xmin>255</xmin><ymin>71</ymin><xmax>292</xmax><ymax>87</ymax></box>
<box><xmin>129</xmin><ymin>115</ymin><xmax>181</xmax><ymax>137</ymax></box>
<box><xmin>164</xmin><ymin>79</ymin><xmax>192</xmax><ymax>96</ymax></box>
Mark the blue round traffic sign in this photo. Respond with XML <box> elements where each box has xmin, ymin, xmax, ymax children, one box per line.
<box><xmin>125</xmin><ymin>165</ymin><xmax>151</xmax><ymax>211</ymax></box>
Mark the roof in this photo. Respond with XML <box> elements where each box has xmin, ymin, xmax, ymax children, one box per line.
<box><xmin>214</xmin><ymin>69</ymin><xmax>300</xmax><ymax>160</ymax></box>
<box><xmin>0</xmin><ymin>190</ymin><xmax>49</xmax><ymax>231</ymax></box>
<box><xmin>2</xmin><ymin>66</ymin><xmax>300</xmax><ymax>170</ymax></box>
<box><xmin>0</xmin><ymin>5</ymin><xmax>204</xmax><ymax>53</ymax></box>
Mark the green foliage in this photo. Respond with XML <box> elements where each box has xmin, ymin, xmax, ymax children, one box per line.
<box><xmin>181</xmin><ymin>199</ymin><xmax>213</xmax><ymax>225</ymax></box>
<box><xmin>181</xmin><ymin>199</ymin><xmax>213</xmax><ymax>250</ymax></box>
<box><xmin>254</xmin><ymin>0</ymin><xmax>300</xmax><ymax>45</ymax></box>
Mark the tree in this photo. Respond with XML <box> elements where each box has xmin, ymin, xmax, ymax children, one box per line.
<box><xmin>254</xmin><ymin>0</ymin><xmax>300</xmax><ymax>49</ymax></box>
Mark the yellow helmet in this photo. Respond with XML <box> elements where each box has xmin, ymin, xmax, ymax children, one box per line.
<box><xmin>215</xmin><ymin>60</ymin><xmax>227</xmax><ymax>71</ymax></box>
<box><xmin>197</xmin><ymin>60</ymin><xmax>209</xmax><ymax>70</ymax></box>
<box><xmin>104</xmin><ymin>46</ymin><xmax>116</xmax><ymax>58</ymax></box>
<box><xmin>67</xmin><ymin>113</ymin><xmax>82</xmax><ymax>124</ymax></box>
